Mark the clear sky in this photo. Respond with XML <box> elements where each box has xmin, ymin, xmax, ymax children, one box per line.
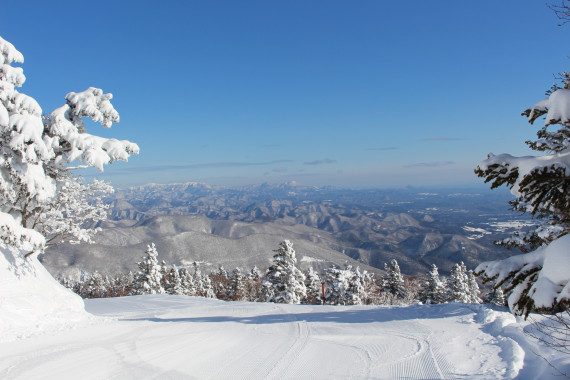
<box><xmin>2</xmin><ymin>0</ymin><xmax>568</xmax><ymax>188</ymax></box>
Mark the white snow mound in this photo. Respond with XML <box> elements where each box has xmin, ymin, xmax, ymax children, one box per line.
<box><xmin>0</xmin><ymin>247</ymin><xmax>89</xmax><ymax>342</ymax></box>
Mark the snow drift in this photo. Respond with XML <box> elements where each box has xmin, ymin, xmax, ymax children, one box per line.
<box><xmin>0</xmin><ymin>247</ymin><xmax>89</xmax><ymax>342</ymax></box>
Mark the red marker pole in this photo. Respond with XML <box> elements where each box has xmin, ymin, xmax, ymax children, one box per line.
<box><xmin>321</xmin><ymin>282</ymin><xmax>326</xmax><ymax>300</ymax></box>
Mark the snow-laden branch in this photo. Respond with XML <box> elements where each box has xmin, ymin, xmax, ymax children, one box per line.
<box><xmin>0</xmin><ymin>212</ymin><xmax>44</xmax><ymax>251</ymax></box>
<box><xmin>524</xmin><ymin>89</ymin><xmax>570</xmax><ymax>127</ymax></box>
<box><xmin>476</xmin><ymin>234</ymin><xmax>570</xmax><ymax>317</ymax></box>
<box><xmin>45</xmin><ymin>87</ymin><xmax>139</xmax><ymax>171</ymax></box>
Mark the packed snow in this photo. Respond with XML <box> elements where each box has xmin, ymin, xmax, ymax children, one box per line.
<box><xmin>1</xmin><ymin>294</ymin><xmax>569</xmax><ymax>379</ymax></box>
<box><xmin>0</xmin><ymin>248</ymin><xmax>90</xmax><ymax>343</ymax></box>
<box><xmin>2</xmin><ymin>246</ymin><xmax>569</xmax><ymax>379</ymax></box>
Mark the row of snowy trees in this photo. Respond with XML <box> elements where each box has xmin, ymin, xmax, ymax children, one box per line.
<box><xmin>63</xmin><ymin>240</ymin><xmax>501</xmax><ymax>307</ymax></box>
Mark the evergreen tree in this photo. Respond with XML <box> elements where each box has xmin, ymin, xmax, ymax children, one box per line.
<box><xmin>201</xmin><ymin>275</ymin><xmax>216</xmax><ymax>298</ymax></box>
<box><xmin>486</xmin><ymin>287</ymin><xmax>506</xmax><ymax>306</ymax></box>
<box><xmin>418</xmin><ymin>264</ymin><xmax>447</xmax><ymax>304</ymax></box>
<box><xmin>362</xmin><ymin>271</ymin><xmax>380</xmax><ymax>305</ymax></box>
<box><xmin>160</xmin><ymin>261</ymin><xmax>171</xmax><ymax>292</ymax></box>
<box><xmin>475</xmin><ymin>66</ymin><xmax>570</xmax><ymax>316</ymax></box>
<box><xmin>346</xmin><ymin>266</ymin><xmax>366</xmax><ymax>305</ymax></box>
<box><xmin>192</xmin><ymin>262</ymin><xmax>207</xmax><ymax>297</ymax></box>
<box><xmin>80</xmin><ymin>271</ymin><xmax>110</xmax><ymax>298</ymax></box>
<box><xmin>110</xmin><ymin>272</ymin><xmax>134</xmax><ymax>297</ymax></box>
<box><xmin>446</xmin><ymin>262</ymin><xmax>470</xmax><ymax>303</ymax></box>
<box><xmin>305</xmin><ymin>267</ymin><xmax>323</xmax><ymax>305</ymax></box>
<box><xmin>244</xmin><ymin>267</ymin><xmax>262</xmax><ymax>302</ymax></box>
<box><xmin>227</xmin><ymin>267</ymin><xmax>246</xmax><ymax>301</ymax></box>
<box><xmin>382</xmin><ymin>259</ymin><xmax>407</xmax><ymax>299</ymax></box>
<box><xmin>210</xmin><ymin>266</ymin><xmax>229</xmax><ymax>300</ymax></box>
<box><xmin>467</xmin><ymin>270</ymin><xmax>482</xmax><ymax>304</ymax></box>
<box><xmin>261</xmin><ymin>240</ymin><xmax>306</xmax><ymax>304</ymax></box>
<box><xmin>0</xmin><ymin>36</ymin><xmax>138</xmax><ymax>258</ymax></box>
<box><xmin>163</xmin><ymin>267</ymin><xmax>184</xmax><ymax>295</ymax></box>
<box><xmin>132</xmin><ymin>243</ymin><xmax>164</xmax><ymax>295</ymax></box>
<box><xmin>323</xmin><ymin>265</ymin><xmax>365</xmax><ymax>305</ymax></box>
<box><xmin>323</xmin><ymin>266</ymin><xmax>350</xmax><ymax>305</ymax></box>
<box><xmin>179</xmin><ymin>268</ymin><xmax>196</xmax><ymax>296</ymax></box>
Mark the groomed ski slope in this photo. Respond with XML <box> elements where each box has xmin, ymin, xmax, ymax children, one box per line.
<box><xmin>0</xmin><ymin>295</ymin><xmax>565</xmax><ymax>379</ymax></box>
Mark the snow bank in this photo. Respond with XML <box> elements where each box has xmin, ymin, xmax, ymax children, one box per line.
<box><xmin>0</xmin><ymin>246</ymin><xmax>89</xmax><ymax>342</ymax></box>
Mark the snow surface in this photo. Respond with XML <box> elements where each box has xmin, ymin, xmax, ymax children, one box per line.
<box><xmin>1</xmin><ymin>294</ymin><xmax>569</xmax><ymax>379</ymax></box>
<box><xmin>0</xmin><ymin>247</ymin><xmax>90</xmax><ymax>342</ymax></box>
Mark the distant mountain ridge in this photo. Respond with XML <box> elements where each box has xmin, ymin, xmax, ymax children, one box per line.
<box><xmin>43</xmin><ymin>182</ymin><xmax>527</xmax><ymax>278</ymax></box>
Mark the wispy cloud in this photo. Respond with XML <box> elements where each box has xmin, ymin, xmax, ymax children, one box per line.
<box><xmin>420</xmin><ymin>137</ymin><xmax>462</xmax><ymax>141</ymax></box>
<box><xmin>366</xmin><ymin>147</ymin><xmax>398</xmax><ymax>151</ymax></box>
<box><xmin>272</xmin><ymin>167</ymin><xmax>288</xmax><ymax>172</ymax></box>
<box><xmin>88</xmin><ymin>160</ymin><xmax>295</xmax><ymax>176</ymax></box>
<box><xmin>403</xmin><ymin>161</ymin><xmax>455</xmax><ymax>168</ymax></box>
<box><xmin>304</xmin><ymin>158</ymin><xmax>337</xmax><ymax>166</ymax></box>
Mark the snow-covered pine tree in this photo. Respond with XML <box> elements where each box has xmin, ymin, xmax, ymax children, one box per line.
<box><xmin>467</xmin><ymin>270</ymin><xmax>482</xmax><ymax>304</ymax></box>
<box><xmin>446</xmin><ymin>262</ymin><xmax>471</xmax><ymax>303</ymax></box>
<box><xmin>109</xmin><ymin>272</ymin><xmax>134</xmax><ymax>297</ymax></box>
<box><xmin>475</xmin><ymin>70</ymin><xmax>570</xmax><ymax>316</ymax></box>
<box><xmin>244</xmin><ymin>266</ymin><xmax>262</xmax><ymax>302</ymax></box>
<box><xmin>346</xmin><ymin>266</ymin><xmax>366</xmax><ymax>305</ymax></box>
<box><xmin>163</xmin><ymin>267</ymin><xmax>184</xmax><ymax>295</ymax></box>
<box><xmin>192</xmin><ymin>261</ymin><xmax>209</xmax><ymax>297</ymax></box>
<box><xmin>323</xmin><ymin>265</ymin><xmax>365</xmax><ymax>305</ymax></box>
<box><xmin>80</xmin><ymin>271</ymin><xmax>110</xmax><ymax>299</ymax></box>
<box><xmin>261</xmin><ymin>240</ymin><xmax>306</xmax><ymax>304</ymax></box>
<box><xmin>418</xmin><ymin>264</ymin><xmax>447</xmax><ymax>304</ymax></box>
<box><xmin>201</xmin><ymin>275</ymin><xmax>216</xmax><ymax>298</ymax></box>
<box><xmin>160</xmin><ymin>261</ymin><xmax>171</xmax><ymax>292</ymax></box>
<box><xmin>227</xmin><ymin>267</ymin><xmax>246</xmax><ymax>301</ymax></box>
<box><xmin>484</xmin><ymin>287</ymin><xmax>506</xmax><ymax>307</ymax></box>
<box><xmin>323</xmin><ymin>266</ymin><xmax>349</xmax><ymax>305</ymax></box>
<box><xmin>0</xmin><ymin>36</ymin><xmax>138</xmax><ymax>257</ymax></box>
<box><xmin>382</xmin><ymin>259</ymin><xmax>407</xmax><ymax>299</ymax></box>
<box><xmin>305</xmin><ymin>267</ymin><xmax>323</xmax><ymax>305</ymax></box>
<box><xmin>210</xmin><ymin>266</ymin><xmax>229</xmax><ymax>300</ymax></box>
<box><xmin>179</xmin><ymin>267</ymin><xmax>196</xmax><ymax>296</ymax></box>
<box><xmin>132</xmin><ymin>243</ymin><xmax>164</xmax><ymax>295</ymax></box>
<box><xmin>362</xmin><ymin>271</ymin><xmax>380</xmax><ymax>305</ymax></box>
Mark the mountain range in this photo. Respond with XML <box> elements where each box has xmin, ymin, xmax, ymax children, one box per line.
<box><xmin>42</xmin><ymin>182</ymin><xmax>530</xmax><ymax>278</ymax></box>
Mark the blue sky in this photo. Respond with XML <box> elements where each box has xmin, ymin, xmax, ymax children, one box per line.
<box><xmin>2</xmin><ymin>1</ymin><xmax>568</xmax><ymax>188</ymax></box>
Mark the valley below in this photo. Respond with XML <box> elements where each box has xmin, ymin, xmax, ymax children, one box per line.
<box><xmin>42</xmin><ymin>182</ymin><xmax>531</xmax><ymax>278</ymax></box>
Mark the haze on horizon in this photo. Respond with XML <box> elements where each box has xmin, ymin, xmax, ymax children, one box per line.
<box><xmin>3</xmin><ymin>0</ymin><xmax>567</xmax><ymax>189</ymax></box>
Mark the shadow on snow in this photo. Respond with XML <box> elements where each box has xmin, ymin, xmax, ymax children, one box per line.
<box><xmin>121</xmin><ymin>303</ymin><xmax>480</xmax><ymax>325</ymax></box>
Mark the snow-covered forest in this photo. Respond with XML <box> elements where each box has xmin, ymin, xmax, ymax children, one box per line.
<box><xmin>2</xmin><ymin>1</ymin><xmax>570</xmax><ymax>377</ymax></box>
<box><xmin>61</xmin><ymin>239</ymin><xmax>490</xmax><ymax>308</ymax></box>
